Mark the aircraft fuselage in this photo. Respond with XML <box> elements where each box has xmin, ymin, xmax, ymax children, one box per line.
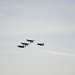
<box><xmin>37</xmin><ymin>43</ymin><xmax>44</xmax><ymax>46</ymax></box>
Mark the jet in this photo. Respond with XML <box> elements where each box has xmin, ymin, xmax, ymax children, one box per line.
<box><xmin>37</xmin><ymin>43</ymin><xmax>44</xmax><ymax>46</ymax></box>
<box><xmin>26</xmin><ymin>39</ymin><xmax>35</xmax><ymax>43</ymax></box>
<box><xmin>21</xmin><ymin>42</ymin><xmax>29</xmax><ymax>46</ymax></box>
<box><xmin>17</xmin><ymin>45</ymin><xmax>25</xmax><ymax>48</ymax></box>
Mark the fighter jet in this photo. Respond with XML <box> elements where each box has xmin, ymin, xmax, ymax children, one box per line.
<box><xmin>26</xmin><ymin>39</ymin><xmax>35</xmax><ymax>43</ymax></box>
<box><xmin>21</xmin><ymin>42</ymin><xmax>29</xmax><ymax>46</ymax></box>
<box><xmin>37</xmin><ymin>43</ymin><xmax>44</xmax><ymax>46</ymax></box>
<box><xmin>17</xmin><ymin>45</ymin><xmax>25</xmax><ymax>48</ymax></box>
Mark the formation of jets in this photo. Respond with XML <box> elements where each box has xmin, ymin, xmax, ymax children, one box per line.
<box><xmin>17</xmin><ymin>39</ymin><xmax>44</xmax><ymax>48</ymax></box>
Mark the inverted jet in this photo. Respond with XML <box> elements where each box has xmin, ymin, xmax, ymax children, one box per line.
<box><xmin>26</xmin><ymin>39</ymin><xmax>35</xmax><ymax>43</ymax></box>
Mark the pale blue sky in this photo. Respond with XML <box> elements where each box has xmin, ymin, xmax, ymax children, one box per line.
<box><xmin>0</xmin><ymin>0</ymin><xmax>75</xmax><ymax>75</ymax></box>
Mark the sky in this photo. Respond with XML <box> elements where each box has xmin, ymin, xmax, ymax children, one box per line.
<box><xmin>0</xmin><ymin>0</ymin><xmax>75</xmax><ymax>75</ymax></box>
<box><xmin>0</xmin><ymin>0</ymin><xmax>75</xmax><ymax>36</ymax></box>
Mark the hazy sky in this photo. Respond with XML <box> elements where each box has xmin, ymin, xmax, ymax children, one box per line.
<box><xmin>0</xmin><ymin>0</ymin><xmax>75</xmax><ymax>36</ymax></box>
<box><xmin>0</xmin><ymin>0</ymin><xmax>75</xmax><ymax>75</ymax></box>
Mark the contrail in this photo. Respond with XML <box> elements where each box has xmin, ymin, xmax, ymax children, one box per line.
<box><xmin>45</xmin><ymin>50</ymin><xmax>75</xmax><ymax>57</ymax></box>
<box><xmin>43</xmin><ymin>45</ymin><xmax>75</xmax><ymax>57</ymax></box>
